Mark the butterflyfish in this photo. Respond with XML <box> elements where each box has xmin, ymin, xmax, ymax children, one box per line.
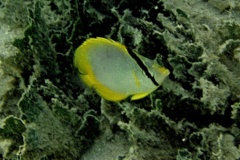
<box><xmin>74</xmin><ymin>37</ymin><xmax>170</xmax><ymax>102</ymax></box>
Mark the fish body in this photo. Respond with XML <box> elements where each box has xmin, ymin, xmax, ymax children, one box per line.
<box><xmin>74</xmin><ymin>37</ymin><xmax>169</xmax><ymax>102</ymax></box>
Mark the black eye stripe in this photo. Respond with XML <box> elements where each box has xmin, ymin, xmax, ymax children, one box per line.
<box><xmin>128</xmin><ymin>49</ymin><xmax>159</xmax><ymax>86</ymax></box>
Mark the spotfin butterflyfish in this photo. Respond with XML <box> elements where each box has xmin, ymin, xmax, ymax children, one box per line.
<box><xmin>74</xmin><ymin>37</ymin><xmax>170</xmax><ymax>102</ymax></box>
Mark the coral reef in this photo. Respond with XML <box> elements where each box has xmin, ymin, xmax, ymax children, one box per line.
<box><xmin>0</xmin><ymin>0</ymin><xmax>240</xmax><ymax>159</ymax></box>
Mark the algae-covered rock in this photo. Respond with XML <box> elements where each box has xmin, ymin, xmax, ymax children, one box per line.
<box><xmin>1</xmin><ymin>1</ymin><xmax>100</xmax><ymax>159</ymax></box>
<box><xmin>0</xmin><ymin>116</ymin><xmax>26</xmax><ymax>158</ymax></box>
<box><xmin>0</xmin><ymin>0</ymin><xmax>240</xmax><ymax>159</ymax></box>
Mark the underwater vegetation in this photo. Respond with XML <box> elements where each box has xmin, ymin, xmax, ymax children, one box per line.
<box><xmin>0</xmin><ymin>0</ymin><xmax>240</xmax><ymax>159</ymax></box>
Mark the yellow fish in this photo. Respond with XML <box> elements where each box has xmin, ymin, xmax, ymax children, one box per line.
<box><xmin>74</xmin><ymin>37</ymin><xmax>169</xmax><ymax>102</ymax></box>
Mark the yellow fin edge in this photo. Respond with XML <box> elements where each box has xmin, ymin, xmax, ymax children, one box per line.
<box><xmin>131</xmin><ymin>92</ymin><xmax>151</xmax><ymax>100</ymax></box>
<box><xmin>80</xmin><ymin>74</ymin><xmax>128</xmax><ymax>102</ymax></box>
